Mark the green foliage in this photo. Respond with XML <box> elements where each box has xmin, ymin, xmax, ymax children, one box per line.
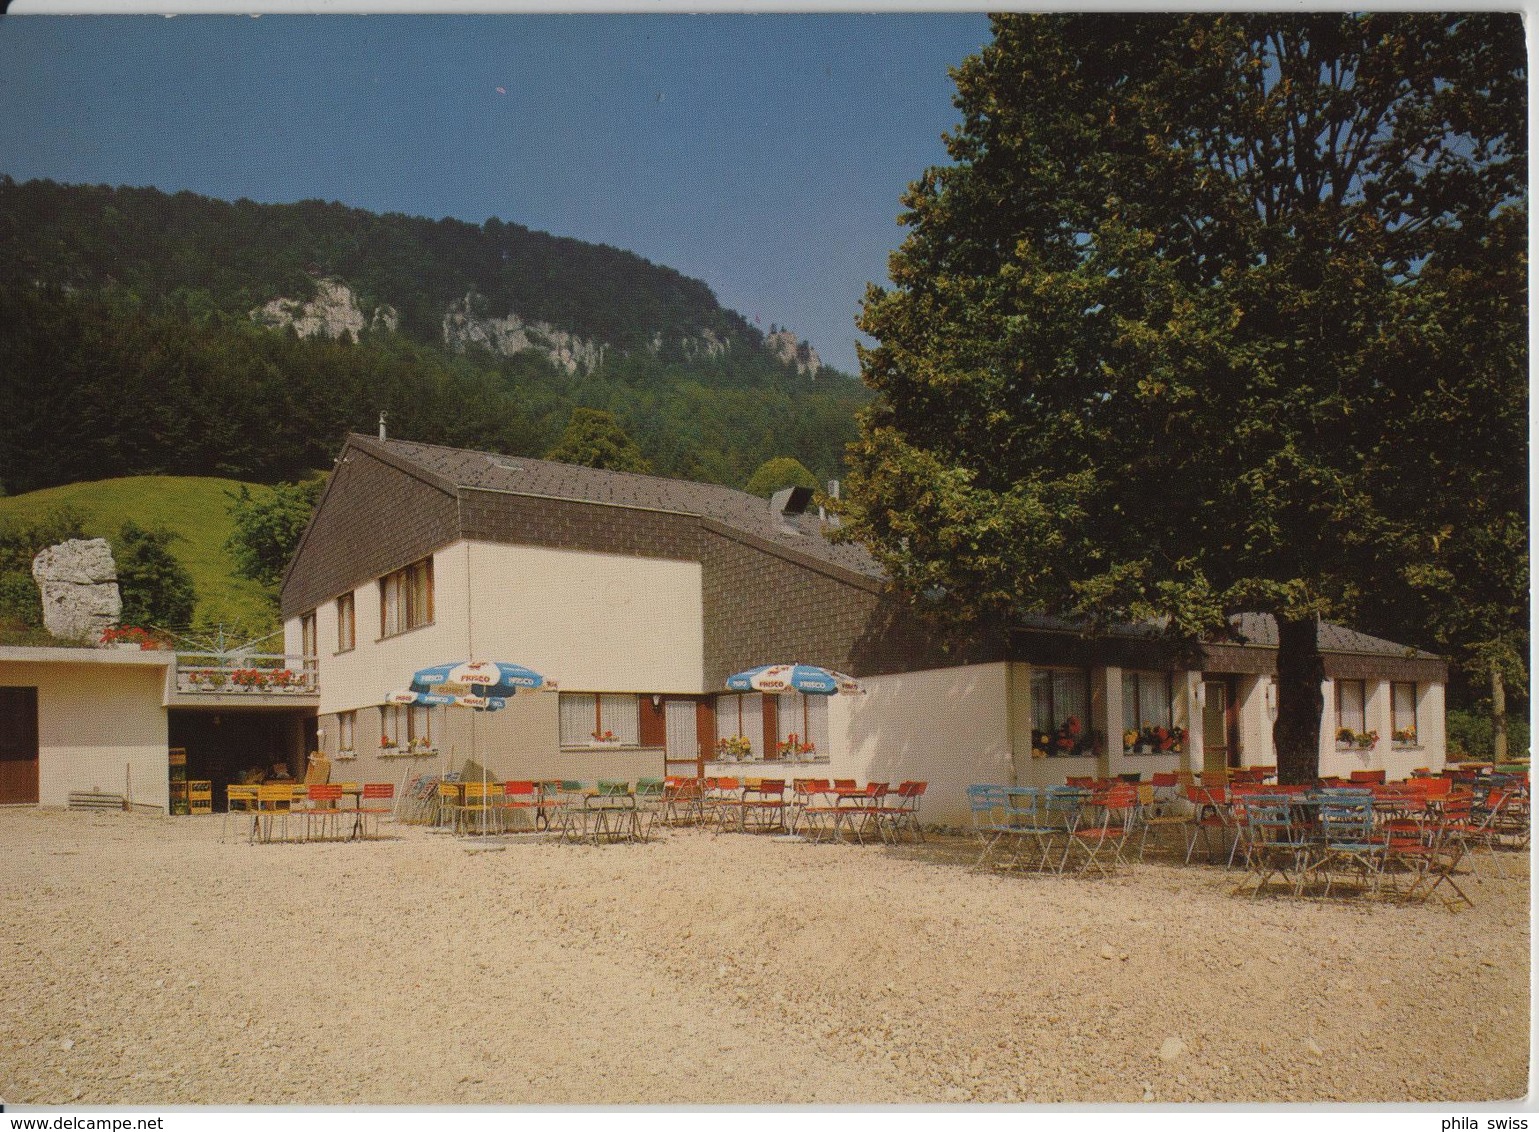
<box><xmin>1448</xmin><ymin>707</ymin><xmax>1531</xmax><ymax>762</ymax></box>
<box><xmin>0</xmin><ymin>506</ymin><xmax>89</xmax><ymax>628</ymax></box>
<box><xmin>226</xmin><ymin>478</ymin><xmax>326</xmax><ymax>591</ymax></box>
<box><xmin>744</xmin><ymin>457</ymin><xmax>820</xmax><ymax>498</ymax></box>
<box><xmin>840</xmin><ymin>13</ymin><xmax>1525</xmax><ymax>781</ymax></box>
<box><xmin>0</xmin><ymin>179</ymin><xmax>870</xmax><ymax>500</ymax></box>
<box><xmin>112</xmin><ymin>520</ymin><xmax>197</xmax><ymax>631</ymax></box>
<box><xmin>0</xmin><ymin>476</ymin><xmax>278</xmax><ymax>636</ymax></box>
<box><xmin>544</xmin><ymin>409</ymin><xmax>652</xmax><ymax>474</ymax></box>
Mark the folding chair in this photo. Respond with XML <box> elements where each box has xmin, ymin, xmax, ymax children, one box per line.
<box><xmin>223</xmin><ymin>784</ymin><xmax>259</xmax><ymax>842</ymax></box>
<box><xmin>1311</xmin><ymin>793</ymin><xmax>1387</xmax><ymax>896</ymax></box>
<box><xmin>1239</xmin><ymin>796</ymin><xmax>1314</xmax><ymax>897</ymax></box>
<box><xmin>498</xmin><ymin>781</ymin><xmax>544</xmax><ymax>833</ymax></box>
<box><xmin>354</xmin><ymin>782</ymin><xmax>395</xmax><ymax>839</ymax></box>
<box><xmin>1066</xmin><ymin>784</ymin><xmax>1138</xmax><ymax>876</ymax></box>
<box><xmin>296</xmin><ymin>783</ymin><xmax>347</xmax><ymax>842</ymax></box>
<box><xmin>740</xmin><ymin>779</ymin><xmax>787</xmax><ymax>833</ymax></box>
<box><xmin>966</xmin><ymin>784</ymin><xmax>1013</xmax><ymax>867</ymax></box>
<box><xmin>634</xmin><ymin>777</ymin><xmax>666</xmax><ymax>840</ymax></box>
<box><xmin>1133</xmin><ymin>783</ymin><xmax>1191</xmax><ymax>861</ymax></box>
<box><xmin>877</xmin><ymin>781</ymin><xmax>928</xmax><ymax>843</ymax></box>
<box><xmin>251</xmin><ymin>783</ymin><xmax>298</xmax><ymax>844</ymax></box>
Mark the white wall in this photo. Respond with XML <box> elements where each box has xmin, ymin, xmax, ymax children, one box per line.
<box><xmin>827</xmin><ymin>661</ymin><xmax>1014</xmax><ymax>827</ymax></box>
<box><xmin>293</xmin><ymin>539</ymin><xmax>706</xmax><ymax>723</ymax></box>
<box><xmin>463</xmin><ymin>541</ymin><xmax>703</xmax><ymax>694</ymax></box>
<box><xmin>1319</xmin><ymin>676</ymin><xmax>1447</xmax><ymax>779</ymax></box>
<box><xmin>0</xmin><ymin>656</ymin><xmax>170</xmax><ymax>810</ymax></box>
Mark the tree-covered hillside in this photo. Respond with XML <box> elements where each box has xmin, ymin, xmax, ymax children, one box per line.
<box><xmin>0</xmin><ymin>178</ymin><xmax>868</xmax><ymax>494</ymax></box>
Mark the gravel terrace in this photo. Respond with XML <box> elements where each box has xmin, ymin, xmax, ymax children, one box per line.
<box><xmin>0</xmin><ymin>808</ymin><xmax>1529</xmax><ymax>1106</ymax></box>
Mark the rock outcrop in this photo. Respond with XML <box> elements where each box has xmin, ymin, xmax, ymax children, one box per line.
<box><xmin>31</xmin><ymin>538</ymin><xmax>121</xmax><ymax>642</ymax></box>
<box><xmin>765</xmin><ymin>329</ymin><xmax>821</xmax><ymax>378</ymax></box>
<box><xmin>251</xmin><ymin>278</ymin><xmax>398</xmax><ymax>339</ymax></box>
<box><xmin>442</xmin><ymin>294</ymin><xmax>607</xmax><ymax>374</ymax></box>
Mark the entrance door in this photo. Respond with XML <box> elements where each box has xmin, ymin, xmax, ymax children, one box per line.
<box><xmin>1201</xmin><ymin>678</ymin><xmax>1239</xmax><ymax>774</ymax></box>
<box><xmin>0</xmin><ymin>686</ymin><xmax>40</xmax><ymax>804</ymax></box>
<box><xmin>664</xmin><ymin>699</ymin><xmax>699</xmax><ymax>777</ymax></box>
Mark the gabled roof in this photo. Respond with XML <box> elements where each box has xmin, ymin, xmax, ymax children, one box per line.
<box><xmin>360</xmin><ymin>434</ymin><xmax>884</xmax><ymax>579</ymax></box>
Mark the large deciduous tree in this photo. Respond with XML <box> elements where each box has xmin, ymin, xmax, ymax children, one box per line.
<box><xmin>544</xmin><ymin>408</ymin><xmax>653</xmax><ymax>475</ymax></box>
<box><xmin>841</xmin><ymin>13</ymin><xmax>1525</xmax><ymax>784</ymax></box>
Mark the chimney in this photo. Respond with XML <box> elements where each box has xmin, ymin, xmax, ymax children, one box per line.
<box><xmin>378</xmin><ymin>412</ymin><xmax>387</xmax><ymax>442</ymax></box>
<box><xmin>770</xmin><ymin>485</ymin><xmax>814</xmax><ymax>534</ymax></box>
<box><xmin>821</xmin><ymin>479</ymin><xmax>842</xmax><ymax>529</ymax></box>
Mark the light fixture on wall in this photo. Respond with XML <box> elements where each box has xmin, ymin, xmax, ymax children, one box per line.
<box><xmin>651</xmin><ymin>695</ymin><xmax>662</xmax><ymax>708</ymax></box>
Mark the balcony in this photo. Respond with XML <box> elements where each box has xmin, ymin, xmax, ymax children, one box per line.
<box><xmin>169</xmin><ymin>651</ymin><xmax>319</xmax><ymax>707</ymax></box>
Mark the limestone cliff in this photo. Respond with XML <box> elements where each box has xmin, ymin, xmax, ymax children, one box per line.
<box><xmin>442</xmin><ymin>295</ymin><xmax>606</xmax><ymax>374</ymax></box>
<box><xmin>250</xmin><ymin>279</ymin><xmax>398</xmax><ymax>339</ymax></box>
<box><xmin>765</xmin><ymin>329</ymin><xmax>822</xmax><ymax>378</ymax></box>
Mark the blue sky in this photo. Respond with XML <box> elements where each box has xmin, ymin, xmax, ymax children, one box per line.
<box><xmin>0</xmin><ymin>13</ymin><xmax>994</xmax><ymax>374</ymax></box>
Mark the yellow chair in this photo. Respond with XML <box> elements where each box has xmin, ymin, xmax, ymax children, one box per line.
<box><xmin>252</xmin><ymin>783</ymin><xmax>298</xmax><ymax>843</ymax></box>
<box><xmin>223</xmin><ymin>784</ymin><xmax>260</xmax><ymax>841</ymax></box>
<box><xmin>456</xmin><ymin>781</ymin><xmax>502</xmax><ymax>835</ymax></box>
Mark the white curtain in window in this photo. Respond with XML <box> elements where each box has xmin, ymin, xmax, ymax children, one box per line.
<box><xmin>1392</xmin><ymin>683</ymin><xmax>1417</xmax><ymax>734</ymax></box>
<box><xmin>1337</xmin><ymin>681</ymin><xmax>1366</xmax><ymax>733</ymax></box>
<box><xmin>740</xmin><ymin>693</ymin><xmax>763</xmax><ymax>759</ymax></box>
<box><xmin>1031</xmin><ymin>670</ymin><xmax>1054</xmax><ymax>733</ymax></box>
<box><xmin>409</xmin><ymin>705</ymin><xmax>432</xmax><ymax>744</ymax></box>
<box><xmin>339</xmin><ymin>711</ymin><xmax>355</xmax><ymax>752</ymax></box>
<box><xmin>1121</xmin><ymin>672</ymin><xmax>1140</xmax><ymax>732</ymax></box>
<box><xmin>559</xmin><ymin>693</ymin><xmax>597</xmax><ymax>746</ymax></box>
<box><xmin>599</xmin><ymin>694</ymin><xmax>640</xmax><ymax>746</ymax></box>
<box><xmin>776</xmin><ymin>693</ymin><xmax>803</xmax><ymax>745</ymax></box>
<box><xmin>1053</xmin><ymin>670</ymin><xmax>1089</xmax><ymax>730</ymax></box>
<box><xmin>665</xmin><ymin>699</ymin><xmax>698</xmax><ymax>762</ymax></box>
<box><xmin>1140</xmin><ymin>673</ymin><xmax>1171</xmax><ymax>730</ymax></box>
<box><xmin>381</xmin><ymin>575</ymin><xmax>402</xmax><ymax>637</ymax></box>
<box><xmin>380</xmin><ymin>705</ymin><xmax>402</xmax><ymax>746</ymax></box>
<box><xmin>804</xmin><ymin>696</ymin><xmax>829</xmax><ymax>757</ymax></box>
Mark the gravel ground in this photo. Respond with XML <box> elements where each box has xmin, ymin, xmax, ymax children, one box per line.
<box><xmin>0</xmin><ymin>807</ymin><xmax>1529</xmax><ymax>1106</ymax></box>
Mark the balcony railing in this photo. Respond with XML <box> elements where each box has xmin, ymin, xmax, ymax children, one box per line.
<box><xmin>174</xmin><ymin>652</ymin><xmax>318</xmax><ymax>695</ymax></box>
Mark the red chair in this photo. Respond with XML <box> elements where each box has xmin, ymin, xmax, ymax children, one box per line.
<box><xmin>1067</xmin><ymin>784</ymin><xmax>1138</xmax><ymax>875</ymax></box>
<box><xmin>877</xmin><ymin>781</ymin><xmax>928</xmax><ymax>843</ymax></box>
<box><xmin>355</xmin><ymin>782</ymin><xmax>395</xmax><ymax>839</ymax></box>
<box><xmin>298</xmin><ymin>783</ymin><xmax>346</xmax><ymax>841</ymax></box>
<box><xmin>498</xmin><ymin>781</ymin><xmax>544</xmax><ymax>832</ymax></box>
<box><xmin>1350</xmin><ymin>769</ymin><xmax>1387</xmax><ymax>786</ymax></box>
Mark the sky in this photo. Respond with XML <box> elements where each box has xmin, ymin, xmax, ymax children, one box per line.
<box><xmin>0</xmin><ymin>12</ymin><xmax>996</xmax><ymax>375</ymax></box>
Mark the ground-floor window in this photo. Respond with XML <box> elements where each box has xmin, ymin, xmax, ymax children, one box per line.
<box><xmin>716</xmin><ymin>692</ymin><xmax>764</xmax><ymax>760</ymax></box>
<box><xmin>1391</xmin><ymin>682</ymin><xmax>1418</xmax><ymax>745</ymax></box>
<box><xmin>1032</xmin><ymin>667</ymin><xmax>1092</xmax><ymax>757</ymax></box>
<box><xmin>1335</xmin><ymin>679</ymin><xmax>1368</xmax><ymax>745</ymax></box>
<box><xmin>559</xmin><ymin>692</ymin><xmax>640</xmax><ymax>747</ymax></box>
<box><xmin>381</xmin><ymin>704</ymin><xmax>433</xmax><ymax>750</ymax></box>
<box><xmin>337</xmin><ymin>710</ymin><xmax>356</xmax><ymax>755</ymax></box>
<box><xmin>775</xmin><ymin>693</ymin><xmax>829</xmax><ymax>760</ymax></box>
<box><xmin>1122</xmin><ymin>670</ymin><xmax>1174</xmax><ymax>750</ymax></box>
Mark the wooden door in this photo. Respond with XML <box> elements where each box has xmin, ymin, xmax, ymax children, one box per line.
<box><xmin>0</xmin><ymin>686</ymin><xmax>39</xmax><ymax>804</ymax></box>
<box><xmin>1201</xmin><ymin>678</ymin><xmax>1239</xmax><ymax>773</ymax></box>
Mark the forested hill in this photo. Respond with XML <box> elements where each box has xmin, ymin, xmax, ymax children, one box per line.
<box><xmin>0</xmin><ymin>177</ymin><xmax>865</xmax><ymax>495</ymax></box>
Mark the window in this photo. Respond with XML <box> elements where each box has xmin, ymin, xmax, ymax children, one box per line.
<box><xmin>338</xmin><ymin>710</ymin><xmax>356</xmax><ymax>754</ymax></box>
<box><xmin>559</xmin><ymin>693</ymin><xmax>640</xmax><ymax>747</ymax></box>
<box><xmin>336</xmin><ymin>592</ymin><xmax>355</xmax><ymax>653</ymax></box>
<box><xmin>380</xmin><ymin>558</ymin><xmax>433</xmax><ymax>638</ymax></box>
<box><xmin>716</xmin><ymin>693</ymin><xmax>765</xmax><ymax>760</ymax></box>
<box><xmin>1335</xmin><ymin>679</ymin><xmax>1367</xmax><ymax>742</ymax></box>
<box><xmin>1392</xmin><ymin>682</ymin><xmax>1418</xmax><ymax>745</ymax></box>
<box><xmin>1031</xmin><ymin>668</ymin><xmax>1092</xmax><ymax>757</ymax></box>
<box><xmin>1122</xmin><ymin>671</ymin><xmax>1174</xmax><ymax>738</ymax></box>
<box><xmin>775</xmin><ymin>693</ymin><xmax>829</xmax><ymax>761</ymax></box>
<box><xmin>381</xmin><ymin>704</ymin><xmax>433</xmax><ymax>749</ymax></box>
<box><xmin>300</xmin><ymin>610</ymin><xmax>317</xmax><ymax>676</ymax></box>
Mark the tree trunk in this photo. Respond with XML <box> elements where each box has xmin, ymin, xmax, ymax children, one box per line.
<box><xmin>1273</xmin><ymin>615</ymin><xmax>1324</xmax><ymax>786</ymax></box>
<box><xmin>1492</xmin><ymin>666</ymin><xmax>1508</xmax><ymax>764</ymax></box>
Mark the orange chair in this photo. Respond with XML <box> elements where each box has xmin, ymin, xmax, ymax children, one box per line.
<box><xmin>498</xmin><ymin>781</ymin><xmax>543</xmax><ymax>832</ymax></box>
<box><xmin>1350</xmin><ymin>769</ymin><xmax>1387</xmax><ymax>786</ymax></box>
<box><xmin>353</xmin><ymin>782</ymin><xmax>395</xmax><ymax>839</ymax></box>
<box><xmin>1067</xmin><ymin>784</ymin><xmax>1138</xmax><ymax>875</ymax></box>
<box><xmin>307</xmin><ymin>783</ymin><xmax>350</xmax><ymax>841</ymax></box>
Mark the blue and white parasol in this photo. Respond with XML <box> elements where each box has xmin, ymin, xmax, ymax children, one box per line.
<box><xmin>724</xmin><ymin>663</ymin><xmax>861</xmax><ymax>696</ymax></box>
<box><xmin>408</xmin><ymin>659</ymin><xmax>544</xmax><ymax>699</ymax></box>
<box><xmin>385</xmin><ymin>689</ymin><xmax>507</xmax><ymax>712</ymax></box>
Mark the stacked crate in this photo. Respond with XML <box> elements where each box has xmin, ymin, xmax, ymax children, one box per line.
<box><xmin>168</xmin><ymin>747</ymin><xmax>189</xmax><ymax>815</ymax></box>
<box><xmin>188</xmin><ymin>780</ymin><xmax>213</xmax><ymax>815</ymax></box>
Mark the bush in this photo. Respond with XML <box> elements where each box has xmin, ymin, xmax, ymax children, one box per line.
<box><xmin>1447</xmin><ymin>707</ymin><xmax>1530</xmax><ymax>760</ymax></box>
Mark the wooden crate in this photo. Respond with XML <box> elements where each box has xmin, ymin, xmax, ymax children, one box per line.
<box><xmin>188</xmin><ymin>780</ymin><xmax>213</xmax><ymax>815</ymax></box>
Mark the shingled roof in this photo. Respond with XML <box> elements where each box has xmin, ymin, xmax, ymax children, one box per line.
<box><xmin>1225</xmin><ymin>612</ymin><xmax>1441</xmax><ymax>660</ymax></box>
<box><xmin>361</xmin><ymin>434</ymin><xmax>884</xmax><ymax>580</ymax></box>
